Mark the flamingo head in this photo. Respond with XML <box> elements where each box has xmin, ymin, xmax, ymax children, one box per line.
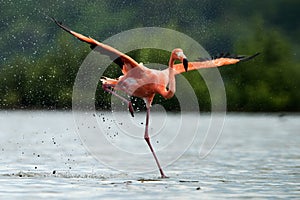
<box><xmin>172</xmin><ymin>48</ymin><xmax>189</xmax><ymax>72</ymax></box>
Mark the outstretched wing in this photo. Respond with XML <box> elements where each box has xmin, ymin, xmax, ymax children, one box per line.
<box><xmin>51</xmin><ymin>17</ymin><xmax>139</xmax><ymax>74</ymax></box>
<box><xmin>173</xmin><ymin>53</ymin><xmax>260</xmax><ymax>75</ymax></box>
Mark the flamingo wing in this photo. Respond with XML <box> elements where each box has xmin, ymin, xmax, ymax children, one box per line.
<box><xmin>51</xmin><ymin>17</ymin><xmax>139</xmax><ymax>73</ymax></box>
<box><xmin>173</xmin><ymin>53</ymin><xmax>260</xmax><ymax>74</ymax></box>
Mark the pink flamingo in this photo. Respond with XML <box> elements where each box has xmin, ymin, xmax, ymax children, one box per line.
<box><xmin>52</xmin><ymin>18</ymin><xmax>259</xmax><ymax>178</ymax></box>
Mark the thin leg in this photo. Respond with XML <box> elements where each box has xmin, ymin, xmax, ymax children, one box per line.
<box><xmin>102</xmin><ymin>84</ymin><xmax>134</xmax><ymax>117</ymax></box>
<box><xmin>144</xmin><ymin>107</ymin><xmax>167</xmax><ymax>178</ymax></box>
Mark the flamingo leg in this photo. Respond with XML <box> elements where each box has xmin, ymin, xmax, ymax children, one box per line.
<box><xmin>144</xmin><ymin>107</ymin><xmax>167</xmax><ymax>178</ymax></box>
<box><xmin>102</xmin><ymin>84</ymin><xmax>134</xmax><ymax>117</ymax></box>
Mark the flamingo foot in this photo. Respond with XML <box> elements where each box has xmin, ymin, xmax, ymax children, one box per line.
<box><xmin>128</xmin><ymin>102</ymin><xmax>134</xmax><ymax>117</ymax></box>
<box><xmin>160</xmin><ymin>174</ymin><xmax>169</xmax><ymax>179</ymax></box>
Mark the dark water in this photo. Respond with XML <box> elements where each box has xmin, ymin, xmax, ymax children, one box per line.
<box><xmin>0</xmin><ymin>111</ymin><xmax>299</xmax><ymax>199</ymax></box>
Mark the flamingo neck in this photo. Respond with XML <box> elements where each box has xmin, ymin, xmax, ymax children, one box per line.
<box><xmin>168</xmin><ymin>56</ymin><xmax>175</xmax><ymax>69</ymax></box>
<box><xmin>166</xmin><ymin>57</ymin><xmax>176</xmax><ymax>98</ymax></box>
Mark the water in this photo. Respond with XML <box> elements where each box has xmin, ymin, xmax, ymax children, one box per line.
<box><xmin>0</xmin><ymin>111</ymin><xmax>299</xmax><ymax>199</ymax></box>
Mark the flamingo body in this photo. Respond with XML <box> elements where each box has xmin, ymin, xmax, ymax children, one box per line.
<box><xmin>51</xmin><ymin>18</ymin><xmax>259</xmax><ymax>178</ymax></box>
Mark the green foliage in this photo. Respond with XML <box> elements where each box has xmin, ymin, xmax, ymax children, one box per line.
<box><xmin>221</xmin><ymin>16</ymin><xmax>299</xmax><ymax>111</ymax></box>
<box><xmin>0</xmin><ymin>0</ymin><xmax>299</xmax><ymax>112</ymax></box>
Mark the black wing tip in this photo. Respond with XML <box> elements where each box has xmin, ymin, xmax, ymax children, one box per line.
<box><xmin>238</xmin><ymin>52</ymin><xmax>260</xmax><ymax>62</ymax></box>
<box><xmin>49</xmin><ymin>17</ymin><xmax>61</xmax><ymax>26</ymax></box>
<box><xmin>50</xmin><ymin>17</ymin><xmax>72</xmax><ymax>33</ymax></box>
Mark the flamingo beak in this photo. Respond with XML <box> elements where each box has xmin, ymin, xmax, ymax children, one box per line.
<box><xmin>183</xmin><ymin>58</ymin><xmax>188</xmax><ymax>72</ymax></box>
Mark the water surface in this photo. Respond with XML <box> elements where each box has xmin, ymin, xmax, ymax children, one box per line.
<box><xmin>0</xmin><ymin>111</ymin><xmax>299</xmax><ymax>199</ymax></box>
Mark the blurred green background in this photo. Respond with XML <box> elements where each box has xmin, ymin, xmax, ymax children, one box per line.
<box><xmin>0</xmin><ymin>0</ymin><xmax>299</xmax><ymax>112</ymax></box>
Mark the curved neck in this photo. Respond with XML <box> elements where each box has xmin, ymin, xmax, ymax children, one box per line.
<box><xmin>169</xmin><ymin>56</ymin><xmax>175</xmax><ymax>69</ymax></box>
<box><xmin>166</xmin><ymin>57</ymin><xmax>176</xmax><ymax>98</ymax></box>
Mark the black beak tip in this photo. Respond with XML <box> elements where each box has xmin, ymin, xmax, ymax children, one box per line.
<box><xmin>183</xmin><ymin>58</ymin><xmax>188</xmax><ymax>72</ymax></box>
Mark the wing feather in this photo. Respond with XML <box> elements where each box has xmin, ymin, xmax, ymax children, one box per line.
<box><xmin>173</xmin><ymin>53</ymin><xmax>260</xmax><ymax>74</ymax></box>
<box><xmin>51</xmin><ymin>17</ymin><xmax>139</xmax><ymax>73</ymax></box>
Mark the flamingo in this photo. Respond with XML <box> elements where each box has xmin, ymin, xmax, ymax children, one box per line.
<box><xmin>51</xmin><ymin>18</ymin><xmax>259</xmax><ymax>178</ymax></box>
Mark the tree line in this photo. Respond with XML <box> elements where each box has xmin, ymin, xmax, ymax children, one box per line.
<box><xmin>0</xmin><ymin>0</ymin><xmax>299</xmax><ymax>111</ymax></box>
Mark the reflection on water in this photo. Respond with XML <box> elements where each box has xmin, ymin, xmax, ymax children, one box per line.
<box><xmin>0</xmin><ymin>111</ymin><xmax>299</xmax><ymax>199</ymax></box>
